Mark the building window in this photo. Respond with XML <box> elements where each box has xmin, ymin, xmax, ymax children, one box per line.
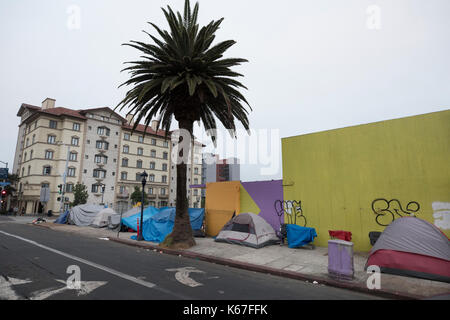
<box><xmin>96</xmin><ymin>141</ymin><xmax>109</xmax><ymax>150</ymax></box>
<box><xmin>21</xmin><ymin>167</ymin><xmax>24</xmax><ymax>177</ymax></box>
<box><xmin>66</xmin><ymin>184</ymin><xmax>74</xmax><ymax>193</ymax></box>
<box><xmin>71</xmin><ymin>137</ymin><xmax>79</xmax><ymax>146</ymax></box>
<box><xmin>138</xmin><ymin>136</ymin><xmax>144</xmax><ymax>143</ymax></box>
<box><xmin>123</xmin><ymin>145</ymin><xmax>129</xmax><ymax>154</ymax></box>
<box><xmin>26</xmin><ymin>138</ymin><xmax>29</xmax><ymax>147</ymax></box>
<box><xmin>27</xmin><ymin>166</ymin><xmax>31</xmax><ymax>176</ymax></box>
<box><xmin>148</xmin><ymin>187</ymin><xmax>153</xmax><ymax>195</ymax></box>
<box><xmin>194</xmin><ymin>189</ymin><xmax>198</xmax><ymax>196</ymax></box>
<box><xmin>73</xmin><ymin>123</ymin><xmax>80</xmax><ymax>131</ymax></box>
<box><xmin>67</xmin><ymin>167</ymin><xmax>76</xmax><ymax>177</ymax></box>
<box><xmin>24</xmin><ymin>152</ymin><xmax>27</xmax><ymax>162</ymax></box>
<box><xmin>97</xmin><ymin>126</ymin><xmax>110</xmax><ymax>136</ymax></box>
<box><xmin>32</xmin><ymin>134</ymin><xmax>35</xmax><ymax>144</ymax></box>
<box><xmin>119</xmin><ymin>186</ymin><xmax>126</xmax><ymax>194</ymax></box>
<box><xmin>150</xmin><ymin>162</ymin><xmax>155</xmax><ymax>170</ymax></box>
<box><xmin>162</xmin><ymin>163</ymin><xmax>167</xmax><ymax>171</ymax></box>
<box><xmin>93</xmin><ymin>169</ymin><xmax>106</xmax><ymax>178</ymax></box>
<box><xmin>194</xmin><ymin>178</ymin><xmax>198</xmax><ymax>184</ymax></box>
<box><xmin>122</xmin><ymin>158</ymin><xmax>129</xmax><ymax>167</ymax></box>
<box><xmin>43</xmin><ymin>166</ymin><xmax>51</xmax><ymax>175</ymax></box>
<box><xmin>137</xmin><ymin>147</ymin><xmax>143</xmax><ymax>155</ymax></box>
<box><xmin>30</xmin><ymin>150</ymin><xmax>33</xmax><ymax>160</ymax></box>
<box><xmin>151</xmin><ymin>150</ymin><xmax>156</xmax><ymax>158</ymax></box>
<box><xmin>121</xmin><ymin>172</ymin><xmax>128</xmax><ymax>180</ymax></box>
<box><xmin>151</xmin><ymin>138</ymin><xmax>156</xmax><ymax>145</ymax></box>
<box><xmin>47</xmin><ymin>135</ymin><xmax>56</xmax><ymax>144</ymax></box>
<box><xmin>194</xmin><ymin>167</ymin><xmax>199</xmax><ymax>174</ymax></box>
<box><xmin>69</xmin><ymin>152</ymin><xmax>77</xmax><ymax>161</ymax></box>
<box><xmin>163</xmin><ymin>152</ymin><xmax>168</xmax><ymax>160</ymax></box>
<box><xmin>149</xmin><ymin>174</ymin><xmax>155</xmax><ymax>182</ymax></box>
<box><xmin>45</xmin><ymin>150</ymin><xmax>54</xmax><ymax>160</ymax></box>
<box><xmin>162</xmin><ymin>175</ymin><xmax>167</xmax><ymax>183</ymax></box>
<box><xmin>91</xmin><ymin>184</ymin><xmax>100</xmax><ymax>193</ymax></box>
<box><xmin>49</xmin><ymin>120</ymin><xmax>57</xmax><ymax>129</ymax></box>
<box><xmin>95</xmin><ymin>154</ymin><xmax>107</xmax><ymax>164</ymax></box>
<box><xmin>124</xmin><ymin>133</ymin><xmax>130</xmax><ymax>140</ymax></box>
<box><xmin>137</xmin><ymin>160</ymin><xmax>143</xmax><ymax>168</ymax></box>
<box><xmin>135</xmin><ymin>173</ymin><xmax>142</xmax><ymax>181</ymax></box>
<box><xmin>161</xmin><ymin>188</ymin><xmax>166</xmax><ymax>195</ymax></box>
<box><xmin>163</xmin><ymin>140</ymin><xmax>168</xmax><ymax>148</ymax></box>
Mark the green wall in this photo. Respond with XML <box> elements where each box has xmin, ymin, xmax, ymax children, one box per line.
<box><xmin>282</xmin><ymin>110</ymin><xmax>450</xmax><ymax>251</ymax></box>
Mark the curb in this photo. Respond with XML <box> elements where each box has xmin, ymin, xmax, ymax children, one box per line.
<box><xmin>107</xmin><ymin>237</ymin><xmax>421</xmax><ymax>300</ymax></box>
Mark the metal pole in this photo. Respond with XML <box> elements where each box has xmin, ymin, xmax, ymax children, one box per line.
<box><xmin>137</xmin><ymin>171</ymin><xmax>147</xmax><ymax>241</ymax></box>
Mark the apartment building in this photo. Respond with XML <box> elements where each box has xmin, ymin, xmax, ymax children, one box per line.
<box><xmin>15</xmin><ymin>99</ymin><xmax>87</xmax><ymax>214</ymax></box>
<box><xmin>14</xmin><ymin>98</ymin><xmax>205</xmax><ymax>214</ymax></box>
<box><xmin>116</xmin><ymin>120</ymin><xmax>171</xmax><ymax>213</ymax></box>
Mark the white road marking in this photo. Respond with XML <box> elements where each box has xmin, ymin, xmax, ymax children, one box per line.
<box><xmin>0</xmin><ymin>276</ymin><xmax>32</xmax><ymax>300</ymax></box>
<box><xmin>0</xmin><ymin>230</ymin><xmax>156</xmax><ymax>289</ymax></box>
<box><xmin>166</xmin><ymin>267</ymin><xmax>205</xmax><ymax>287</ymax></box>
<box><xmin>29</xmin><ymin>280</ymin><xmax>107</xmax><ymax>300</ymax></box>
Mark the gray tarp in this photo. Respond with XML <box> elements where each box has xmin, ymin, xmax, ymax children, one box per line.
<box><xmin>68</xmin><ymin>204</ymin><xmax>105</xmax><ymax>227</ymax></box>
<box><xmin>370</xmin><ymin>217</ymin><xmax>450</xmax><ymax>261</ymax></box>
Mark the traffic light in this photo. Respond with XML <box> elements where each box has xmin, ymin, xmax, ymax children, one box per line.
<box><xmin>58</xmin><ymin>184</ymin><xmax>63</xmax><ymax>195</ymax></box>
<box><xmin>1</xmin><ymin>189</ymin><xmax>6</xmax><ymax>197</ymax></box>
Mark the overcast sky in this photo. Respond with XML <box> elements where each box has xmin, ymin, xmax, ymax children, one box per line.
<box><xmin>1</xmin><ymin>0</ymin><xmax>449</xmax><ymax>181</ymax></box>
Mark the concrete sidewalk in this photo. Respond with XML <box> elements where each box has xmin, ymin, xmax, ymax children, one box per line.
<box><xmin>31</xmin><ymin>221</ymin><xmax>450</xmax><ymax>300</ymax></box>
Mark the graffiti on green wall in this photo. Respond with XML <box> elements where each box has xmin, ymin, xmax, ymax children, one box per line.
<box><xmin>274</xmin><ymin>200</ymin><xmax>307</xmax><ymax>227</ymax></box>
<box><xmin>371</xmin><ymin>198</ymin><xmax>420</xmax><ymax>226</ymax></box>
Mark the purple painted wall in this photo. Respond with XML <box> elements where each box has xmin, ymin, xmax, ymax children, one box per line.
<box><xmin>241</xmin><ymin>180</ymin><xmax>284</xmax><ymax>232</ymax></box>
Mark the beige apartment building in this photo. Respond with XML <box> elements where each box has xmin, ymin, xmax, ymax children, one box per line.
<box><xmin>116</xmin><ymin>120</ymin><xmax>172</xmax><ymax>213</ymax></box>
<box><xmin>13</xmin><ymin>98</ymin><xmax>204</xmax><ymax>214</ymax></box>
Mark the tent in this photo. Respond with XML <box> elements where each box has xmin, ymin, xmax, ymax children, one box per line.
<box><xmin>121</xmin><ymin>206</ymin><xmax>160</xmax><ymax>231</ymax></box>
<box><xmin>139</xmin><ymin>207</ymin><xmax>205</xmax><ymax>243</ymax></box>
<box><xmin>68</xmin><ymin>204</ymin><xmax>105</xmax><ymax>226</ymax></box>
<box><xmin>365</xmin><ymin>217</ymin><xmax>450</xmax><ymax>283</ymax></box>
<box><xmin>215</xmin><ymin>212</ymin><xmax>279</xmax><ymax>248</ymax></box>
<box><xmin>54</xmin><ymin>210</ymin><xmax>70</xmax><ymax>224</ymax></box>
<box><xmin>91</xmin><ymin>208</ymin><xmax>117</xmax><ymax>228</ymax></box>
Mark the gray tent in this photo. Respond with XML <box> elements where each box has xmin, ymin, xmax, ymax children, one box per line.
<box><xmin>215</xmin><ymin>212</ymin><xmax>279</xmax><ymax>248</ymax></box>
<box><xmin>365</xmin><ymin>217</ymin><xmax>450</xmax><ymax>282</ymax></box>
<box><xmin>68</xmin><ymin>204</ymin><xmax>105</xmax><ymax>226</ymax></box>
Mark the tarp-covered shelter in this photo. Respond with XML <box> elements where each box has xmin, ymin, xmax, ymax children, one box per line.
<box><xmin>215</xmin><ymin>212</ymin><xmax>279</xmax><ymax>248</ymax></box>
<box><xmin>365</xmin><ymin>217</ymin><xmax>450</xmax><ymax>283</ymax></box>
<box><xmin>68</xmin><ymin>204</ymin><xmax>105</xmax><ymax>226</ymax></box>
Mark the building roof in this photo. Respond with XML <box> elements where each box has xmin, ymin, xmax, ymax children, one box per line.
<box><xmin>78</xmin><ymin>107</ymin><xmax>127</xmax><ymax>123</ymax></box>
<box><xmin>122</xmin><ymin>123</ymin><xmax>170</xmax><ymax>138</ymax></box>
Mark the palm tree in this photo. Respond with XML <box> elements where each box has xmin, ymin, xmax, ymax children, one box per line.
<box><xmin>116</xmin><ymin>0</ymin><xmax>251</xmax><ymax>249</ymax></box>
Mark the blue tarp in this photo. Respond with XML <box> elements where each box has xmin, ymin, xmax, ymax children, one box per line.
<box><xmin>54</xmin><ymin>210</ymin><xmax>69</xmax><ymax>224</ymax></box>
<box><xmin>121</xmin><ymin>206</ymin><xmax>160</xmax><ymax>231</ymax></box>
<box><xmin>126</xmin><ymin>207</ymin><xmax>205</xmax><ymax>243</ymax></box>
<box><xmin>286</xmin><ymin>224</ymin><xmax>318</xmax><ymax>248</ymax></box>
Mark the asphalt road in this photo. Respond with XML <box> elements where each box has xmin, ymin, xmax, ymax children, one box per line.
<box><xmin>0</xmin><ymin>217</ymin><xmax>381</xmax><ymax>301</ymax></box>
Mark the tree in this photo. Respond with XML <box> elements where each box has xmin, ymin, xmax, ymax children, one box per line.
<box><xmin>117</xmin><ymin>0</ymin><xmax>251</xmax><ymax>249</ymax></box>
<box><xmin>71</xmin><ymin>183</ymin><xmax>88</xmax><ymax>207</ymax></box>
<box><xmin>130</xmin><ymin>186</ymin><xmax>148</xmax><ymax>206</ymax></box>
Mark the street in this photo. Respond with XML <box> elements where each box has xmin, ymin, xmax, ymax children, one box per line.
<box><xmin>0</xmin><ymin>217</ymin><xmax>380</xmax><ymax>300</ymax></box>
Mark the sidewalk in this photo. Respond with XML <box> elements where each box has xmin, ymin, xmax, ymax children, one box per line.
<box><xmin>32</xmin><ymin>221</ymin><xmax>450</xmax><ymax>300</ymax></box>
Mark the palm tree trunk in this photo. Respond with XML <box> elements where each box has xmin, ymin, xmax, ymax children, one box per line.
<box><xmin>161</xmin><ymin>118</ymin><xmax>196</xmax><ymax>249</ymax></box>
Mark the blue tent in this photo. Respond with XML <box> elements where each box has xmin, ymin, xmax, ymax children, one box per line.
<box><xmin>54</xmin><ymin>210</ymin><xmax>70</xmax><ymax>224</ymax></box>
<box><xmin>121</xmin><ymin>206</ymin><xmax>159</xmax><ymax>231</ymax></box>
<box><xmin>127</xmin><ymin>207</ymin><xmax>204</xmax><ymax>243</ymax></box>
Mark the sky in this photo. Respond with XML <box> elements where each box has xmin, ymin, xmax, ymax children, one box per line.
<box><xmin>1</xmin><ymin>0</ymin><xmax>449</xmax><ymax>181</ymax></box>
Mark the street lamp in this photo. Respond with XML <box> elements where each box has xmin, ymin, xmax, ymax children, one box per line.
<box><xmin>137</xmin><ymin>171</ymin><xmax>148</xmax><ymax>241</ymax></box>
<box><xmin>101</xmin><ymin>184</ymin><xmax>106</xmax><ymax>206</ymax></box>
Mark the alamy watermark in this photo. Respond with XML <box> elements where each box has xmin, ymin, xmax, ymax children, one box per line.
<box><xmin>366</xmin><ymin>5</ymin><xmax>382</xmax><ymax>30</ymax></box>
<box><xmin>366</xmin><ymin>265</ymin><xmax>381</xmax><ymax>290</ymax></box>
<box><xmin>66</xmin><ymin>265</ymin><xmax>81</xmax><ymax>290</ymax></box>
<box><xmin>170</xmin><ymin>128</ymin><xmax>281</xmax><ymax>176</ymax></box>
<box><xmin>67</xmin><ymin>5</ymin><xmax>81</xmax><ymax>30</ymax></box>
